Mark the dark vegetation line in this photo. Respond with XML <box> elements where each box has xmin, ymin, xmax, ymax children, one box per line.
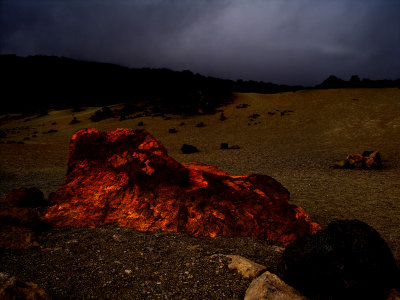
<box><xmin>1</xmin><ymin>54</ymin><xmax>399</xmax><ymax>115</ymax></box>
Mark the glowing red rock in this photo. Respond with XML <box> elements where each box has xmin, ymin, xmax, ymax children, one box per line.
<box><xmin>43</xmin><ymin>128</ymin><xmax>320</xmax><ymax>245</ymax></box>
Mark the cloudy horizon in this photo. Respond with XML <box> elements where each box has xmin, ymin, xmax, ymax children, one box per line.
<box><xmin>1</xmin><ymin>0</ymin><xmax>399</xmax><ymax>85</ymax></box>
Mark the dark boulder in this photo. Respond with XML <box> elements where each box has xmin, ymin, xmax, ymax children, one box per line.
<box><xmin>181</xmin><ymin>144</ymin><xmax>199</xmax><ymax>154</ymax></box>
<box><xmin>277</xmin><ymin>219</ymin><xmax>400</xmax><ymax>300</ymax></box>
<box><xmin>0</xmin><ymin>273</ymin><xmax>50</xmax><ymax>300</ymax></box>
<box><xmin>0</xmin><ymin>187</ymin><xmax>48</xmax><ymax>249</ymax></box>
<box><xmin>220</xmin><ymin>143</ymin><xmax>229</xmax><ymax>149</ymax></box>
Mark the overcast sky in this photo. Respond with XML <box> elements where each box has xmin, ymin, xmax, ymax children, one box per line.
<box><xmin>1</xmin><ymin>0</ymin><xmax>399</xmax><ymax>85</ymax></box>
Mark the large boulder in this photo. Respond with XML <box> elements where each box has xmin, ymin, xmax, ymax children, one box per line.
<box><xmin>43</xmin><ymin>128</ymin><xmax>320</xmax><ymax>245</ymax></box>
<box><xmin>0</xmin><ymin>187</ymin><xmax>47</xmax><ymax>249</ymax></box>
<box><xmin>277</xmin><ymin>219</ymin><xmax>400</xmax><ymax>300</ymax></box>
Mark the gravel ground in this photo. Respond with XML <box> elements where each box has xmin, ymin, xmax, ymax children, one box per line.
<box><xmin>0</xmin><ymin>226</ymin><xmax>283</xmax><ymax>299</ymax></box>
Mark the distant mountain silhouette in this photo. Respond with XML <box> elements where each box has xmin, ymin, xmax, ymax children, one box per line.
<box><xmin>0</xmin><ymin>55</ymin><xmax>303</xmax><ymax>115</ymax></box>
<box><xmin>1</xmin><ymin>55</ymin><xmax>398</xmax><ymax>115</ymax></box>
<box><xmin>316</xmin><ymin>74</ymin><xmax>400</xmax><ymax>89</ymax></box>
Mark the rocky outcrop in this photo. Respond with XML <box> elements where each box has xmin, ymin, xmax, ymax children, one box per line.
<box><xmin>277</xmin><ymin>219</ymin><xmax>400</xmax><ymax>300</ymax></box>
<box><xmin>245</xmin><ymin>271</ymin><xmax>308</xmax><ymax>300</ymax></box>
<box><xmin>43</xmin><ymin>128</ymin><xmax>320</xmax><ymax>245</ymax></box>
<box><xmin>0</xmin><ymin>187</ymin><xmax>47</xmax><ymax>249</ymax></box>
<box><xmin>334</xmin><ymin>151</ymin><xmax>382</xmax><ymax>169</ymax></box>
<box><xmin>0</xmin><ymin>273</ymin><xmax>50</xmax><ymax>300</ymax></box>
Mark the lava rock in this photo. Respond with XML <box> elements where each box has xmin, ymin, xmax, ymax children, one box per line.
<box><xmin>181</xmin><ymin>144</ymin><xmax>199</xmax><ymax>154</ymax></box>
<box><xmin>43</xmin><ymin>128</ymin><xmax>320</xmax><ymax>245</ymax></box>
<box><xmin>277</xmin><ymin>219</ymin><xmax>400</xmax><ymax>300</ymax></box>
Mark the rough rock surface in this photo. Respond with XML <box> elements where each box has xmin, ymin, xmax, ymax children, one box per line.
<box><xmin>43</xmin><ymin>128</ymin><xmax>320</xmax><ymax>245</ymax></box>
<box><xmin>245</xmin><ymin>271</ymin><xmax>308</xmax><ymax>300</ymax></box>
<box><xmin>0</xmin><ymin>187</ymin><xmax>47</xmax><ymax>249</ymax></box>
<box><xmin>0</xmin><ymin>272</ymin><xmax>51</xmax><ymax>300</ymax></box>
<box><xmin>277</xmin><ymin>219</ymin><xmax>400</xmax><ymax>300</ymax></box>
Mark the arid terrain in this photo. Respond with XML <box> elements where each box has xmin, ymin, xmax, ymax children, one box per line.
<box><xmin>1</xmin><ymin>88</ymin><xmax>400</xmax><ymax>298</ymax></box>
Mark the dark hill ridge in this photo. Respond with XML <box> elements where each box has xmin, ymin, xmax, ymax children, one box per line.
<box><xmin>1</xmin><ymin>54</ymin><xmax>399</xmax><ymax>115</ymax></box>
<box><xmin>1</xmin><ymin>55</ymin><xmax>304</xmax><ymax>115</ymax></box>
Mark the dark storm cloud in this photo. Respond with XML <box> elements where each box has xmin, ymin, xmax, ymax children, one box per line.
<box><xmin>1</xmin><ymin>0</ymin><xmax>399</xmax><ymax>85</ymax></box>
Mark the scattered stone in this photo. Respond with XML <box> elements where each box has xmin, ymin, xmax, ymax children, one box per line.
<box><xmin>69</xmin><ymin>117</ymin><xmax>80</xmax><ymax>125</ymax></box>
<box><xmin>90</xmin><ymin>107</ymin><xmax>114</xmax><ymax>122</ymax></box>
<box><xmin>220</xmin><ymin>143</ymin><xmax>229</xmax><ymax>149</ymax></box>
<box><xmin>179</xmin><ymin>122</ymin><xmax>185</xmax><ymax>126</ymax></box>
<box><xmin>137</xmin><ymin>121</ymin><xmax>144</xmax><ymax>126</ymax></box>
<box><xmin>225</xmin><ymin>255</ymin><xmax>267</xmax><ymax>279</ymax></box>
<box><xmin>43</xmin><ymin>128</ymin><xmax>320</xmax><ymax>245</ymax></box>
<box><xmin>181</xmin><ymin>144</ymin><xmax>199</xmax><ymax>154</ymax></box>
<box><xmin>125</xmin><ymin>270</ymin><xmax>132</xmax><ymax>275</ymax></box>
<box><xmin>277</xmin><ymin>219</ymin><xmax>400</xmax><ymax>300</ymax></box>
<box><xmin>23</xmin><ymin>137</ymin><xmax>30</xmax><ymax>141</ymax></box>
<box><xmin>219</xmin><ymin>113</ymin><xmax>227</xmax><ymax>121</ymax></box>
<box><xmin>333</xmin><ymin>151</ymin><xmax>382</xmax><ymax>169</ymax></box>
<box><xmin>168</xmin><ymin>128</ymin><xmax>177</xmax><ymax>134</ymax></box>
<box><xmin>164</xmin><ymin>116</ymin><xmax>172</xmax><ymax>120</ymax></box>
<box><xmin>51</xmin><ymin>122</ymin><xmax>57</xmax><ymax>125</ymax></box>
<box><xmin>236</xmin><ymin>103</ymin><xmax>249</xmax><ymax>109</ymax></box>
<box><xmin>245</xmin><ymin>271</ymin><xmax>308</xmax><ymax>300</ymax></box>
<box><xmin>195</xmin><ymin>122</ymin><xmax>205</xmax><ymax>128</ymax></box>
<box><xmin>249</xmin><ymin>114</ymin><xmax>260</xmax><ymax>119</ymax></box>
<box><xmin>0</xmin><ymin>273</ymin><xmax>51</xmax><ymax>300</ymax></box>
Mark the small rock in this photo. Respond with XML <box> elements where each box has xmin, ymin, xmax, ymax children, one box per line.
<box><xmin>219</xmin><ymin>113</ymin><xmax>226</xmax><ymax>121</ymax></box>
<box><xmin>181</xmin><ymin>144</ymin><xmax>199</xmax><ymax>154</ymax></box>
<box><xmin>112</xmin><ymin>234</ymin><xmax>122</xmax><ymax>242</ymax></box>
<box><xmin>168</xmin><ymin>128</ymin><xmax>177</xmax><ymax>134</ymax></box>
<box><xmin>195</xmin><ymin>122</ymin><xmax>205</xmax><ymax>128</ymax></box>
<box><xmin>245</xmin><ymin>271</ymin><xmax>308</xmax><ymax>300</ymax></box>
<box><xmin>220</xmin><ymin>143</ymin><xmax>229</xmax><ymax>149</ymax></box>
<box><xmin>226</xmin><ymin>255</ymin><xmax>267</xmax><ymax>279</ymax></box>
<box><xmin>229</xmin><ymin>145</ymin><xmax>240</xmax><ymax>150</ymax></box>
<box><xmin>124</xmin><ymin>269</ymin><xmax>132</xmax><ymax>275</ymax></box>
<box><xmin>236</xmin><ymin>103</ymin><xmax>249</xmax><ymax>109</ymax></box>
<box><xmin>137</xmin><ymin>121</ymin><xmax>144</xmax><ymax>126</ymax></box>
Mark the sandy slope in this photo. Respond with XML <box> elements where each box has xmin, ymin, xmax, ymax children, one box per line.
<box><xmin>1</xmin><ymin>88</ymin><xmax>400</xmax><ymax>262</ymax></box>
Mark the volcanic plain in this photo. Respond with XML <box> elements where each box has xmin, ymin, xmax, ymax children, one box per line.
<box><xmin>1</xmin><ymin>88</ymin><xmax>399</xmax><ymax>298</ymax></box>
